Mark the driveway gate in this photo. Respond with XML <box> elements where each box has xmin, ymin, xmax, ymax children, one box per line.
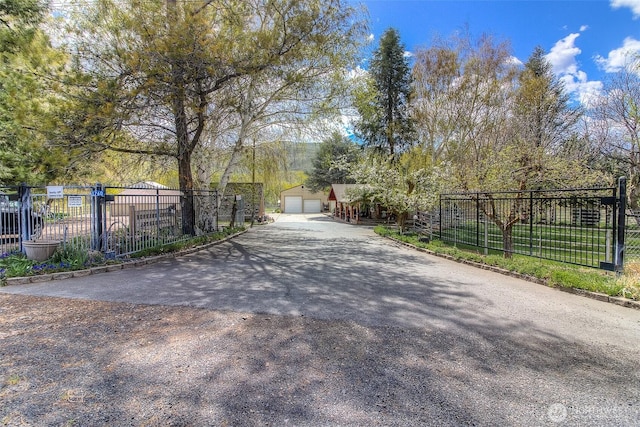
<box><xmin>1</xmin><ymin>184</ymin><xmax>221</xmax><ymax>258</ymax></box>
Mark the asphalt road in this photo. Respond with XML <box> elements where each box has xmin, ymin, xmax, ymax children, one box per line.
<box><xmin>2</xmin><ymin>213</ymin><xmax>640</xmax><ymax>425</ymax></box>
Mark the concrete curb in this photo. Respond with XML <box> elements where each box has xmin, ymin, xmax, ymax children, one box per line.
<box><xmin>385</xmin><ymin>235</ymin><xmax>640</xmax><ymax>311</ymax></box>
<box><xmin>3</xmin><ymin>230</ymin><xmax>247</xmax><ymax>287</ymax></box>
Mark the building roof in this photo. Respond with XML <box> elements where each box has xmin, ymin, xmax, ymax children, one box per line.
<box><xmin>118</xmin><ymin>187</ymin><xmax>182</xmax><ymax>196</ymax></box>
<box><xmin>130</xmin><ymin>181</ymin><xmax>169</xmax><ymax>189</ymax></box>
<box><xmin>281</xmin><ymin>184</ymin><xmax>304</xmax><ymax>192</ymax></box>
<box><xmin>328</xmin><ymin>184</ymin><xmax>363</xmax><ymax>203</ymax></box>
<box><xmin>280</xmin><ymin>184</ymin><xmax>327</xmax><ymax>197</ymax></box>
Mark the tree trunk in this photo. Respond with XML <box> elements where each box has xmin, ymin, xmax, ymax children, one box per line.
<box><xmin>396</xmin><ymin>211</ymin><xmax>408</xmax><ymax>233</ymax></box>
<box><xmin>217</xmin><ymin>134</ymin><xmax>247</xmax><ymax>210</ymax></box>
<box><xmin>502</xmin><ymin>224</ymin><xmax>514</xmax><ymax>258</ymax></box>
<box><xmin>169</xmin><ymin>18</ymin><xmax>196</xmax><ymax>236</ymax></box>
<box><xmin>172</xmin><ymin>71</ymin><xmax>195</xmax><ymax>235</ymax></box>
<box><xmin>627</xmin><ymin>170</ymin><xmax>640</xmax><ymax>211</ymax></box>
<box><xmin>178</xmin><ymin>150</ymin><xmax>195</xmax><ymax>235</ymax></box>
<box><xmin>229</xmin><ymin>196</ymin><xmax>237</xmax><ymax>229</ymax></box>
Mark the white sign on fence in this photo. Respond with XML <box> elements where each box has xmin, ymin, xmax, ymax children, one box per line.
<box><xmin>46</xmin><ymin>185</ymin><xmax>64</xmax><ymax>199</ymax></box>
<box><xmin>67</xmin><ymin>195</ymin><xmax>83</xmax><ymax>208</ymax></box>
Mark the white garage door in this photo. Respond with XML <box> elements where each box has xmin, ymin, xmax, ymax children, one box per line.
<box><xmin>303</xmin><ymin>199</ymin><xmax>322</xmax><ymax>213</ymax></box>
<box><xmin>284</xmin><ymin>196</ymin><xmax>303</xmax><ymax>213</ymax></box>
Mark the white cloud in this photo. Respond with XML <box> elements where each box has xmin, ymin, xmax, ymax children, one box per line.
<box><xmin>580</xmin><ymin>25</ymin><xmax>589</xmax><ymax>32</ymax></box>
<box><xmin>546</xmin><ymin>33</ymin><xmax>582</xmax><ymax>75</ymax></box>
<box><xmin>507</xmin><ymin>56</ymin><xmax>523</xmax><ymax>67</ymax></box>
<box><xmin>367</xmin><ymin>33</ymin><xmax>375</xmax><ymax>42</ymax></box>
<box><xmin>611</xmin><ymin>0</ymin><xmax>640</xmax><ymax>18</ymax></box>
<box><xmin>404</xmin><ymin>51</ymin><xmax>413</xmax><ymax>58</ymax></box>
<box><xmin>545</xmin><ymin>32</ymin><xmax>604</xmax><ymax>105</ymax></box>
<box><xmin>560</xmin><ymin>71</ymin><xmax>603</xmax><ymax>107</ymax></box>
<box><xmin>595</xmin><ymin>37</ymin><xmax>640</xmax><ymax>72</ymax></box>
<box><xmin>347</xmin><ymin>66</ymin><xmax>368</xmax><ymax>79</ymax></box>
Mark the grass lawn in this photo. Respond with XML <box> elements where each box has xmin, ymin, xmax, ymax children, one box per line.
<box><xmin>437</xmin><ymin>221</ymin><xmax>611</xmax><ymax>268</ymax></box>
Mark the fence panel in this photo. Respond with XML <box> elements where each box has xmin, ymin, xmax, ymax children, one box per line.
<box><xmin>0</xmin><ymin>186</ymin><xmax>22</xmax><ymax>255</ymax></box>
<box><xmin>32</xmin><ymin>186</ymin><xmax>94</xmax><ymax>252</ymax></box>
<box><xmin>625</xmin><ymin>211</ymin><xmax>640</xmax><ymax>261</ymax></box>
<box><xmin>434</xmin><ymin>187</ymin><xmax>618</xmax><ymax>269</ymax></box>
<box><xmin>1</xmin><ymin>184</ymin><xmax>221</xmax><ymax>260</ymax></box>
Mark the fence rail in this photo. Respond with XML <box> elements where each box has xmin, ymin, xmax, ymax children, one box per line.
<box><xmin>0</xmin><ymin>184</ymin><xmax>221</xmax><ymax>259</ymax></box>
<box><xmin>417</xmin><ymin>185</ymin><xmax>626</xmax><ymax>270</ymax></box>
<box><xmin>625</xmin><ymin>210</ymin><xmax>640</xmax><ymax>261</ymax></box>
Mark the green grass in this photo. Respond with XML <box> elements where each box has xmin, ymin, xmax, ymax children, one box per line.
<box><xmin>436</xmin><ymin>221</ymin><xmax>612</xmax><ymax>268</ymax></box>
<box><xmin>440</xmin><ymin>222</ymin><xmax>608</xmax><ymax>248</ymax></box>
<box><xmin>375</xmin><ymin>225</ymin><xmax>628</xmax><ymax>298</ymax></box>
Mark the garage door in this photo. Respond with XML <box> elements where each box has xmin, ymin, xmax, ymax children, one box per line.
<box><xmin>303</xmin><ymin>199</ymin><xmax>322</xmax><ymax>213</ymax></box>
<box><xmin>284</xmin><ymin>196</ymin><xmax>303</xmax><ymax>213</ymax></box>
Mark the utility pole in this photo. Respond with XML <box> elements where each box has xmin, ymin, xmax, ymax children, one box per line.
<box><xmin>251</xmin><ymin>138</ymin><xmax>256</xmax><ymax>227</ymax></box>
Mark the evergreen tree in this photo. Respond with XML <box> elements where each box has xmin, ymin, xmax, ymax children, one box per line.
<box><xmin>0</xmin><ymin>0</ymin><xmax>44</xmax><ymax>53</ymax></box>
<box><xmin>511</xmin><ymin>46</ymin><xmax>583</xmax><ymax>190</ymax></box>
<box><xmin>305</xmin><ymin>132</ymin><xmax>360</xmax><ymax>192</ymax></box>
<box><xmin>515</xmin><ymin>46</ymin><xmax>581</xmax><ymax>153</ymax></box>
<box><xmin>0</xmin><ymin>0</ymin><xmax>72</xmax><ymax>185</ymax></box>
<box><xmin>355</xmin><ymin>27</ymin><xmax>414</xmax><ymax>157</ymax></box>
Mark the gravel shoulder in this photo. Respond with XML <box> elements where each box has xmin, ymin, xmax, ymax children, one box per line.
<box><xmin>0</xmin><ymin>294</ymin><xmax>488</xmax><ymax>426</ymax></box>
<box><xmin>2</xmin><ymin>293</ymin><xmax>639</xmax><ymax>426</ymax></box>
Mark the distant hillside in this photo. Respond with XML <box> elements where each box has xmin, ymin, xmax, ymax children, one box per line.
<box><xmin>285</xmin><ymin>142</ymin><xmax>320</xmax><ymax>173</ymax></box>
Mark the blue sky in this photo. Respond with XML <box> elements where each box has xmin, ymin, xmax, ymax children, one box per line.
<box><xmin>355</xmin><ymin>0</ymin><xmax>640</xmax><ymax>105</ymax></box>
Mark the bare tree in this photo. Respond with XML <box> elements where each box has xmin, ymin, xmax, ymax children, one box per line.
<box><xmin>589</xmin><ymin>59</ymin><xmax>640</xmax><ymax>209</ymax></box>
<box><xmin>411</xmin><ymin>36</ymin><xmax>593</xmax><ymax>257</ymax></box>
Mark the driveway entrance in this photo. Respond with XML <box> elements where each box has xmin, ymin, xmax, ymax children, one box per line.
<box><xmin>2</xmin><ymin>213</ymin><xmax>640</xmax><ymax>425</ymax></box>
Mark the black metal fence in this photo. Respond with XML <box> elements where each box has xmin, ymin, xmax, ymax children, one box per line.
<box><xmin>625</xmin><ymin>210</ymin><xmax>640</xmax><ymax>261</ymax></box>
<box><xmin>415</xmin><ymin>182</ymin><xmax>627</xmax><ymax>270</ymax></box>
<box><xmin>0</xmin><ymin>184</ymin><xmax>222</xmax><ymax>258</ymax></box>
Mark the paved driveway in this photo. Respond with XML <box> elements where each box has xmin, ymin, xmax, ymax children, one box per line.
<box><xmin>2</xmin><ymin>213</ymin><xmax>640</xmax><ymax>425</ymax></box>
<box><xmin>3</xmin><ymin>214</ymin><xmax>639</xmax><ymax>333</ymax></box>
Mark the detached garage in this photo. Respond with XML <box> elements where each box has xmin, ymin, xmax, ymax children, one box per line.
<box><xmin>284</xmin><ymin>196</ymin><xmax>303</xmax><ymax>213</ymax></box>
<box><xmin>280</xmin><ymin>185</ymin><xmax>328</xmax><ymax>214</ymax></box>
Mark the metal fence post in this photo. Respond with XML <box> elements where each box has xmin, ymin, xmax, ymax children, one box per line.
<box><xmin>91</xmin><ymin>183</ymin><xmax>105</xmax><ymax>251</ymax></box>
<box><xmin>615</xmin><ymin>176</ymin><xmax>627</xmax><ymax>272</ymax></box>
<box><xmin>476</xmin><ymin>193</ymin><xmax>480</xmax><ymax>248</ymax></box>
<box><xmin>18</xmin><ymin>184</ymin><xmax>31</xmax><ymax>248</ymax></box>
<box><xmin>529</xmin><ymin>191</ymin><xmax>534</xmax><ymax>256</ymax></box>
<box><xmin>215</xmin><ymin>189</ymin><xmax>219</xmax><ymax>231</ymax></box>
<box><xmin>155</xmin><ymin>187</ymin><xmax>161</xmax><ymax>237</ymax></box>
<box><xmin>438</xmin><ymin>194</ymin><xmax>442</xmax><ymax>240</ymax></box>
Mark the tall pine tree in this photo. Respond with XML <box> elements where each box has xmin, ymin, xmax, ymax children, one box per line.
<box><xmin>355</xmin><ymin>28</ymin><xmax>414</xmax><ymax>157</ymax></box>
<box><xmin>511</xmin><ymin>46</ymin><xmax>582</xmax><ymax>190</ymax></box>
<box><xmin>0</xmin><ymin>0</ymin><xmax>72</xmax><ymax>185</ymax></box>
<box><xmin>305</xmin><ymin>131</ymin><xmax>359</xmax><ymax>192</ymax></box>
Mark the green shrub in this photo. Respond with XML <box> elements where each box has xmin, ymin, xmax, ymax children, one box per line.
<box><xmin>0</xmin><ymin>253</ymin><xmax>36</xmax><ymax>278</ymax></box>
<box><xmin>0</xmin><ymin>227</ymin><xmax>246</xmax><ymax>279</ymax></box>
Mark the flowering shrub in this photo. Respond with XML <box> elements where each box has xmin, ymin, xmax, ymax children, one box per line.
<box><xmin>0</xmin><ymin>247</ymin><xmax>104</xmax><ymax>280</ymax></box>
